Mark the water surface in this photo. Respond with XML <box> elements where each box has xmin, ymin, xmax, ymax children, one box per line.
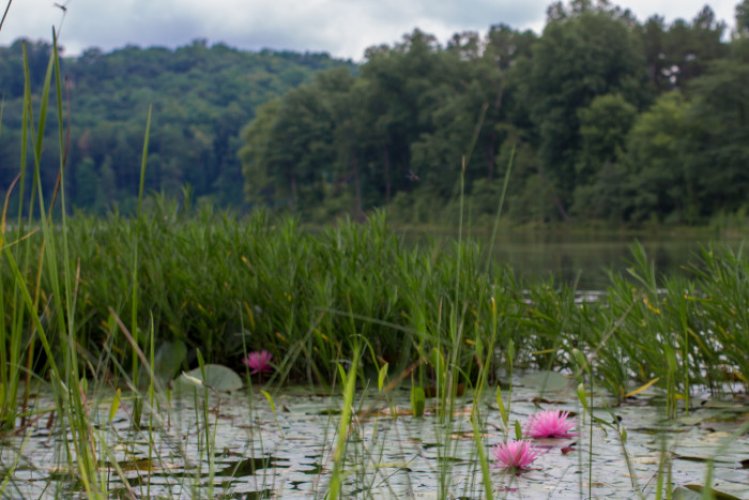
<box><xmin>402</xmin><ymin>228</ymin><xmax>746</xmax><ymax>289</ymax></box>
<box><xmin>3</xmin><ymin>373</ymin><xmax>748</xmax><ymax>498</ymax></box>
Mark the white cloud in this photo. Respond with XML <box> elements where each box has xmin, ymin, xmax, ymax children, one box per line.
<box><xmin>0</xmin><ymin>0</ymin><xmax>739</xmax><ymax>60</ymax></box>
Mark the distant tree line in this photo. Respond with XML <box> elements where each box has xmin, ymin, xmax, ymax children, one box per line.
<box><xmin>0</xmin><ymin>38</ymin><xmax>350</xmax><ymax>213</ymax></box>
<box><xmin>241</xmin><ymin>0</ymin><xmax>749</xmax><ymax>225</ymax></box>
<box><xmin>2</xmin><ymin>0</ymin><xmax>748</xmax><ymax>226</ymax></box>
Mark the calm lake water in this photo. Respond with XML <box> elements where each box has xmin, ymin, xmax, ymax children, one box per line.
<box><xmin>5</xmin><ymin>374</ymin><xmax>748</xmax><ymax>498</ymax></box>
<box><xmin>402</xmin><ymin>229</ymin><xmax>747</xmax><ymax>289</ymax></box>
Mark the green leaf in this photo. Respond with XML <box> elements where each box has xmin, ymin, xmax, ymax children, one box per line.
<box><xmin>337</xmin><ymin>363</ymin><xmax>347</xmax><ymax>389</ymax></box>
<box><xmin>577</xmin><ymin>383</ymin><xmax>589</xmax><ymax>411</ymax></box>
<box><xmin>411</xmin><ymin>386</ymin><xmax>426</xmax><ymax>418</ymax></box>
<box><xmin>673</xmin><ymin>485</ymin><xmax>744</xmax><ymax>500</ymax></box>
<box><xmin>572</xmin><ymin>348</ymin><xmax>589</xmax><ymax>374</ymax></box>
<box><xmin>496</xmin><ymin>386</ymin><xmax>509</xmax><ymax>427</ymax></box>
<box><xmin>514</xmin><ymin>420</ymin><xmax>523</xmax><ymax>441</ymax></box>
<box><xmin>140</xmin><ymin>339</ymin><xmax>187</xmax><ymax>388</ymax></box>
<box><xmin>261</xmin><ymin>389</ymin><xmax>276</xmax><ymax>415</ymax></box>
<box><xmin>378</xmin><ymin>363</ymin><xmax>389</xmax><ymax>393</ymax></box>
<box><xmin>175</xmin><ymin>364</ymin><xmax>243</xmax><ymax>392</ymax></box>
<box><xmin>108</xmin><ymin>388</ymin><xmax>121</xmax><ymax>424</ymax></box>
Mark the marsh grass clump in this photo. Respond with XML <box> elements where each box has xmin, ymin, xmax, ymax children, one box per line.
<box><xmin>4</xmin><ymin>205</ymin><xmax>749</xmax><ymax>398</ymax></box>
<box><xmin>2</xmin><ymin>202</ymin><xmax>526</xmax><ymax>386</ymax></box>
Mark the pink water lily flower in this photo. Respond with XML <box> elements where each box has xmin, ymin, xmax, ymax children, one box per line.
<box><xmin>493</xmin><ymin>440</ymin><xmax>538</xmax><ymax>471</ymax></box>
<box><xmin>526</xmin><ymin>409</ymin><xmax>576</xmax><ymax>439</ymax></box>
<box><xmin>242</xmin><ymin>350</ymin><xmax>273</xmax><ymax>375</ymax></box>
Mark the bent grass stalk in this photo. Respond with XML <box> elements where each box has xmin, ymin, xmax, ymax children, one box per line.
<box><xmin>130</xmin><ymin>104</ymin><xmax>152</xmax><ymax>429</ymax></box>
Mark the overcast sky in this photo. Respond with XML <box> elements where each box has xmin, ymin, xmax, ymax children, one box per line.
<box><xmin>0</xmin><ymin>0</ymin><xmax>740</xmax><ymax>60</ymax></box>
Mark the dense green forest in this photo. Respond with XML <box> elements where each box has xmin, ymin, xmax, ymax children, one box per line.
<box><xmin>242</xmin><ymin>0</ymin><xmax>749</xmax><ymax>225</ymax></box>
<box><xmin>2</xmin><ymin>0</ymin><xmax>749</xmax><ymax>225</ymax></box>
<box><xmin>0</xmin><ymin>39</ymin><xmax>350</xmax><ymax>212</ymax></box>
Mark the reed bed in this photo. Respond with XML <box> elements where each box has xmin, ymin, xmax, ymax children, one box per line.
<box><xmin>2</xmin><ymin>203</ymin><xmax>748</xmax><ymax>400</ymax></box>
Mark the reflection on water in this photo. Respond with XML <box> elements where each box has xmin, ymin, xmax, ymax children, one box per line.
<box><xmin>401</xmin><ymin>229</ymin><xmax>746</xmax><ymax>289</ymax></box>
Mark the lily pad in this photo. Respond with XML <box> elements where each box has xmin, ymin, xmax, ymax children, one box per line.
<box><xmin>174</xmin><ymin>364</ymin><xmax>243</xmax><ymax>392</ymax></box>
<box><xmin>673</xmin><ymin>485</ymin><xmax>743</xmax><ymax>500</ymax></box>
<box><xmin>139</xmin><ymin>340</ymin><xmax>187</xmax><ymax>388</ymax></box>
<box><xmin>666</xmin><ymin>432</ymin><xmax>749</xmax><ymax>464</ymax></box>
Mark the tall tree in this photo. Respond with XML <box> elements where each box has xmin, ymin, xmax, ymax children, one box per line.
<box><xmin>520</xmin><ymin>2</ymin><xmax>647</xmax><ymax>217</ymax></box>
<box><xmin>624</xmin><ymin>92</ymin><xmax>695</xmax><ymax>222</ymax></box>
<box><xmin>686</xmin><ymin>52</ymin><xmax>749</xmax><ymax>214</ymax></box>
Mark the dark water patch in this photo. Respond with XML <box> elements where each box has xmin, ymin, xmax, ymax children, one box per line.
<box><xmin>215</xmin><ymin>456</ymin><xmax>287</xmax><ymax>476</ymax></box>
<box><xmin>226</xmin><ymin>489</ymin><xmax>273</xmax><ymax>499</ymax></box>
<box><xmin>105</xmin><ymin>457</ymin><xmax>161</xmax><ymax>472</ymax></box>
<box><xmin>422</xmin><ymin>442</ymin><xmax>441</xmax><ymax>449</ymax></box>
<box><xmin>314</xmin><ymin>408</ymin><xmax>341</xmax><ymax>415</ymax></box>
<box><xmin>299</xmin><ymin>462</ymin><xmax>323</xmax><ymax>474</ymax></box>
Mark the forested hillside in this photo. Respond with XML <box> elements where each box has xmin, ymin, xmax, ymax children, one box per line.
<box><xmin>0</xmin><ymin>38</ymin><xmax>350</xmax><ymax>212</ymax></box>
<box><xmin>241</xmin><ymin>0</ymin><xmax>749</xmax><ymax>225</ymax></box>
<box><xmin>2</xmin><ymin>0</ymin><xmax>749</xmax><ymax>226</ymax></box>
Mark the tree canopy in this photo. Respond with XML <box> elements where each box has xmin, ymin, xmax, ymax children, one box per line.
<box><xmin>239</xmin><ymin>1</ymin><xmax>748</xmax><ymax>225</ymax></box>
<box><xmin>0</xmin><ymin>39</ymin><xmax>351</xmax><ymax>213</ymax></box>
<box><xmin>3</xmin><ymin>1</ymin><xmax>749</xmax><ymax>226</ymax></box>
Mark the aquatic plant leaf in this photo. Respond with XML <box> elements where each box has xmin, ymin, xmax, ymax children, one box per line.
<box><xmin>109</xmin><ymin>457</ymin><xmax>158</xmax><ymax>472</ymax></box>
<box><xmin>673</xmin><ymin>485</ymin><xmax>743</xmax><ymax>500</ymax></box>
<box><xmin>514</xmin><ymin>420</ymin><xmax>523</xmax><ymax>440</ymax></box>
<box><xmin>108</xmin><ymin>388</ymin><xmax>121</xmax><ymax>424</ymax></box>
<box><xmin>315</xmin><ymin>408</ymin><xmax>341</xmax><ymax>415</ymax></box>
<box><xmin>215</xmin><ymin>456</ymin><xmax>281</xmax><ymax>476</ymax></box>
<box><xmin>667</xmin><ymin>432</ymin><xmax>749</xmax><ymax>464</ymax></box>
<box><xmin>153</xmin><ymin>340</ymin><xmax>187</xmax><ymax>381</ymax></box>
<box><xmin>175</xmin><ymin>364</ymin><xmax>243</xmax><ymax>392</ymax></box>
<box><xmin>676</xmin><ymin>415</ymin><xmax>707</xmax><ymax>426</ymax></box>
<box><xmin>571</xmin><ymin>349</ymin><xmax>589</xmax><ymax>374</ymax></box>
<box><xmin>577</xmin><ymin>383</ymin><xmax>589</xmax><ymax>411</ymax></box>
<box><xmin>138</xmin><ymin>340</ymin><xmax>187</xmax><ymax>389</ymax></box>
<box><xmin>260</xmin><ymin>389</ymin><xmax>276</xmax><ymax>415</ymax></box>
<box><xmin>671</xmin><ymin>487</ymin><xmax>702</xmax><ymax>500</ymax></box>
<box><xmin>300</xmin><ymin>463</ymin><xmax>323</xmax><ymax>474</ymax></box>
<box><xmin>375</xmin><ymin>461</ymin><xmax>410</xmax><ymax>469</ymax></box>
<box><xmin>701</xmin><ymin>400</ymin><xmax>745</xmax><ymax>410</ymax></box>
<box><xmin>378</xmin><ymin>363</ymin><xmax>388</xmax><ymax>393</ymax></box>
<box><xmin>624</xmin><ymin>377</ymin><xmax>660</xmax><ymax>398</ymax></box>
<box><xmin>411</xmin><ymin>386</ymin><xmax>425</xmax><ymax>418</ymax></box>
<box><xmin>336</xmin><ymin>363</ymin><xmax>347</xmax><ymax>388</ymax></box>
<box><xmin>496</xmin><ymin>386</ymin><xmax>509</xmax><ymax>427</ymax></box>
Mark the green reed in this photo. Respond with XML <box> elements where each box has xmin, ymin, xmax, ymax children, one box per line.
<box><xmin>5</xmin><ymin>203</ymin><xmax>749</xmax><ymax>400</ymax></box>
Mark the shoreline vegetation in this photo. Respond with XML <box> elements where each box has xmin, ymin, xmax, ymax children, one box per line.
<box><xmin>4</xmin><ymin>202</ymin><xmax>749</xmax><ymax>396</ymax></box>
